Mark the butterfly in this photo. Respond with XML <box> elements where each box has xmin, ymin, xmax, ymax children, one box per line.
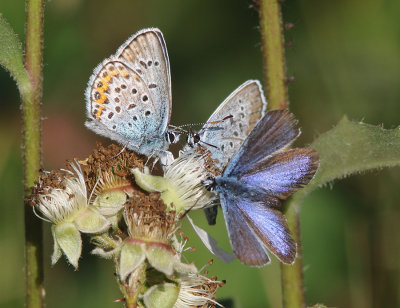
<box><xmin>203</xmin><ymin>109</ymin><xmax>319</xmax><ymax>265</ymax></box>
<box><xmin>85</xmin><ymin>28</ymin><xmax>177</xmax><ymax>163</ymax></box>
<box><xmin>186</xmin><ymin>80</ymin><xmax>267</xmax><ymax>225</ymax></box>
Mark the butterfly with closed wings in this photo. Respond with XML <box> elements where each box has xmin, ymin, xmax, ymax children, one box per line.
<box><xmin>85</xmin><ymin>28</ymin><xmax>177</xmax><ymax>165</ymax></box>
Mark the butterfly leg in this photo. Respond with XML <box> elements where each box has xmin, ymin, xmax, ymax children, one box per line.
<box><xmin>112</xmin><ymin>143</ymin><xmax>128</xmax><ymax>158</ymax></box>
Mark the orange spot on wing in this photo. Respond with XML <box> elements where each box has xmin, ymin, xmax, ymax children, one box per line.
<box><xmin>95</xmin><ymin>92</ymin><xmax>107</xmax><ymax>104</ymax></box>
<box><xmin>95</xmin><ymin>71</ymin><xmax>119</xmax><ymax>104</ymax></box>
<box><xmin>96</xmin><ymin>106</ymin><xmax>105</xmax><ymax>118</ymax></box>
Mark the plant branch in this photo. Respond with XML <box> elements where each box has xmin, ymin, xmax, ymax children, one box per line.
<box><xmin>259</xmin><ymin>0</ymin><xmax>288</xmax><ymax>110</ymax></box>
<box><xmin>23</xmin><ymin>0</ymin><xmax>45</xmax><ymax>307</ymax></box>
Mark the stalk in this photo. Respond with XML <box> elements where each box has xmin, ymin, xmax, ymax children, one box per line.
<box><xmin>259</xmin><ymin>0</ymin><xmax>288</xmax><ymax>110</ymax></box>
<box><xmin>23</xmin><ymin>0</ymin><xmax>45</xmax><ymax>307</ymax></box>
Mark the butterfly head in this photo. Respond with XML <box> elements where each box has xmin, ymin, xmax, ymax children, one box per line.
<box><xmin>186</xmin><ymin>129</ymin><xmax>201</xmax><ymax>148</ymax></box>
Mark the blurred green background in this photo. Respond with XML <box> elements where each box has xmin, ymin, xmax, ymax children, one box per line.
<box><xmin>1</xmin><ymin>0</ymin><xmax>399</xmax><ymax>307</ymax></box>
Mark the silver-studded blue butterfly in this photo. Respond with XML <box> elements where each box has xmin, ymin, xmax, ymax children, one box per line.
<box><xmin>85</xmin><ymin>28</ymin><xmax>176</xmax><ymax>162</ymax></box>
<box><xmin>186</xmin><ymin>80</ymin><xmax>267</xmax><ymax>225</ymax></box>
<box><xmin>203</xmin><ymin>109</ymin><xmax>319</xmax><ymax>265</ymax></box>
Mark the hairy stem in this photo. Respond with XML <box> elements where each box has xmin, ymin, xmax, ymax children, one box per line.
<box><xmin>259</xmin><ymin>0</ymin><xmax>288</xmax><ymax>110</ymax></box>
<box><xmin>281</xmin><ymin>199</ymin><xmax>306</xmax><ymax>308</ymax></box>
<box><xmin>258</xmin><ymin>1</ymin><xmax>306</xmax><ymax>307</ymax></box>
<box><xmin>23</xmin><ymin>0</ymin><xmax>45</xmax><ymax>307</ymax></box>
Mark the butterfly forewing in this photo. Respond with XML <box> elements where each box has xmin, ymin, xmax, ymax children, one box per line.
<box><xmin>220</xmin><ymin>193</ymin><xmax>271</xmax><ymax>266</ymax></box>
<box><xmin>116</xmin><ymin>28</ymin><xmax>171</xmax><ymax>134</ymax></box>
<box><xmin>225</xmin><ymin>109</ymin><xmax>300</xmax><ymax>177</ymax></box>
<box><xmin>241</xmin><ymin>148</ymin><xmax>319</xmax><ymax>200</ymax></box>
<box><xmin>199</xmin><ymin>80</ymin><xmax>266</xmax><ymax>169</ymax></box>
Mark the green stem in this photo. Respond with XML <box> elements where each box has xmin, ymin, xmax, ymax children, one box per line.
<box><xmin>259</xmin><ymin>0</ymin><xmax>288</xmax><ymax>110</ymax></box>
<box><xmin>258</xmin><ymin>1</ymin><xmax>306</xmax><ymax>307</ymax></box>
<box><xmin>23</xmin><ymin>0</ymin><xmax>45</xmax><ymax>307</ymax></box>
<box><xmin>281</xmin><ymin>199</ymin><xmax>306</xmax><ymax>308</ymax></box>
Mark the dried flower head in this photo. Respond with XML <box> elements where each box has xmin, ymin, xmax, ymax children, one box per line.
<box><xmin>143</xmin><ymin>270</ymin><xmax>224</xmax><ymax>308</ymax></box>
<box><xmin>79</xmin><ymin>143</ymin><xmax>144</xmax><ymax>192</ymax></box>
<box><xmin>31</xmin><ymin>162</ymin><xmax>110</xmax><ymax>268</ymax></box>
<box><xmin>117</xmin><ymin>192</ymin><xmax>180</xmax><ymax>280</ymax></box>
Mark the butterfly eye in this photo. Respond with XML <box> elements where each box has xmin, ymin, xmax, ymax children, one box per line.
<box><xmin>193</xmin><ymin>134</ymin><xmax>201</xmax><ymax>144</ymax></box>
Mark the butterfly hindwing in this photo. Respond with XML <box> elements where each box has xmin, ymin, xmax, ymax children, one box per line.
<box><xmin>236</xmin><ymin>199</ymin><xmax>296</xmax><ymax>264</ymax></box>
<box><xmin>86</xmin><ymin>61</ymin><xmax>158</xmax><ymax>150</ymax></box>
<box><xmin>220</xmin><ymin>193</ymin><xmax>271</xmax><ymax>266</ymax></box>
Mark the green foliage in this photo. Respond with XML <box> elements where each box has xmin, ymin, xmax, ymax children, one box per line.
<box><xmin>294</xmin><ymin>116</ymin><xmax>400</xmax><ymax>201</ymax></box>
<box><xmin>0</xmin><ymin>14</ymin><xmax>30</xmax><ymax>94</ymax></box>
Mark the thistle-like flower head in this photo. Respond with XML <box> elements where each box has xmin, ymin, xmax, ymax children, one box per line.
<box><xmin>143</xmin><ymin>270</ymin><xmax>224</xmax><ymax>308</ymax></box>
<box><xmin>133</xmin><ymin>148</ymin><xmax>218</xmax><ymax>214</ymax></box>
<box><xmin>30</xmin><ymin>162</ymin><xmax>110</xmax><ymax>268</ymax></box>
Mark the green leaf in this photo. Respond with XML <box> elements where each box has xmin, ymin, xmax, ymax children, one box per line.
<box><xmin>74</xmin><ymin>208</ymin><xmax>110</xmax><ymax>234</ymax></box>
<box><xmin>0</xmin><ymin>15</ymin><xmax>31</xmax><ymax>93</ymax></box>
<box><xmin>53</xmin><ymin>223</ymin><xmax>82</xmax><ymax>269</ymax></box>
<box><xmin>143</xmin><ymin>283</ymin><xmax>179</xmax><ymax>308</ymax></box>
<box><xmin>294</xmin><ymin>116</ymin><xmax>400</xmax><ymax>202</ymax></box>
<box><xmin>93</xmin><ymin>190</ymin><xmax>126</xmax><ymax>217</ymax></box>
<box><xmin>119</xmin><ymin>241</ymin><xmax>146</xmax><ymax>281</ymax></box>
<box><xmin>145</xmin><ymin>244</ymin><xmax>175</xmax><ymax>276</ymax></box>
<box><xmin>132</xmin><ymin>168</ymin><xmax>168</xmax><ymax>193</ymax></box>
<box><xmin>50</xmin><ymin>225</ymin><xmax>62</xmax><ymax>265</ymax></box>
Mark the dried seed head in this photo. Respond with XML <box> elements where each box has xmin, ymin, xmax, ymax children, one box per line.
<box><xmin>79</xmin><ymin>143</ymin><xmax>144</xmax><ymax>192</ymax></box>
<box><xmin>124</xmin><ymin>192</ymin><xmax>177</xmax><ymax>243</ymax></box>
<box><xmin>32</xmin><ymin>162</ymin><xmax>88</xmax><ymax>224</ymax></box>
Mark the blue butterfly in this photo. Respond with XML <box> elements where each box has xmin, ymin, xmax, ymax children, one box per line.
<box><xmin>203</xmin><ymin>109</ymin><xmax>318</xmax><ymax>265</ymax></box>
<box><xmin>85</xmin><ymin>28</ymin><xmax>177</xmax><ymax>163</ymax></box>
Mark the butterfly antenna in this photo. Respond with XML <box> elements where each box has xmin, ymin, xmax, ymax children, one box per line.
<box><xmin>174</xmin><ymin>115</ymin><xmax>233</xmax><ymax>130</ymax></box>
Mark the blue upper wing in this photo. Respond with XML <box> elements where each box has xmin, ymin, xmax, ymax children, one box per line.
<box><xmin>240</xmin><ymin>148</ymin><xmax>319</xmax><ymax>200</ymax></box>
<box><xmin>220</xmin><ymin>193</ymin><xmax>271</xmax><ymax>266</ymax></box>
<box><xmin>220</xmin><ymin>192</ymin><xmax>296</xmax><ymax>265</ymax></box>
<box><xmin>225</xmin><ymin>109</ymin><xmax>300</xmax><ymax>176</ymax></box>
<box><xmin>236</xmin><ymin>199</ymin><xmax>296</xmax><ymax>264</ymax></box>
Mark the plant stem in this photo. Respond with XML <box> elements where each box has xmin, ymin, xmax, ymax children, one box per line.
<box><xmin>259</xmin><ymin>0</ymin><xmax>288</xmax><ymax>110</ymax></box>
<box><xmin>23</xmin><ymin>0</ymin><xmax>45</xmax><ymax>307</ymax></box>
<box><xmin>258</xmin><ymin>1</ymin><xmax>306</xmax><ymax>307</ymax></box>
<box><xmin>281</xmin><ymin>199</ymin><xmax>306</xmax><ymax>308</ymax></box>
